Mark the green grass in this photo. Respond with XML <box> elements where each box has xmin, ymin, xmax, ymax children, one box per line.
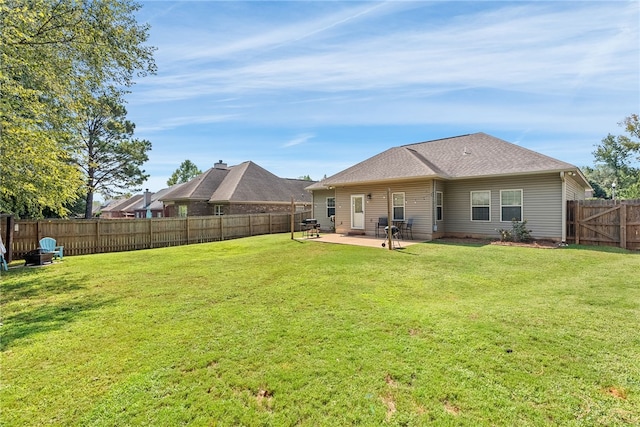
<box><xmin>1</xmin><ymin>234</ymin><xmax>639</xmax><ymax>426</ymax></box>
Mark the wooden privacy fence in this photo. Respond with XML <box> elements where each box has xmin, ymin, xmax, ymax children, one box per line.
<box><xmin>4</xmin><ymin>212</ymin><xmax>310</xmax><ymax>260</ymax></box>
<box><xmin>567</xmin><ymin>199</ymin><xmax>640</xmax><ymax>250</ymax></box>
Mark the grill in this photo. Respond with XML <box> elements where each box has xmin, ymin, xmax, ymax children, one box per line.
<box><xmin>300</xmin><ymin>218</ymin><xmax>320</xmax><ymax>238</ymax></box>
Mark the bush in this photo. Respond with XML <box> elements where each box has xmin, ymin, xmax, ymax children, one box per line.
<box><xmin>497</xmin><ymin>219</ymin><xmax>532</xmax><ymax>242</ymax></box>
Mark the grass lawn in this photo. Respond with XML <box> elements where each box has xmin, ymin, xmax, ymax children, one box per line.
<box><xmin>1</xmin><ymin>234</ymin><xmax>639</xmax><ymax>426</ymax></box>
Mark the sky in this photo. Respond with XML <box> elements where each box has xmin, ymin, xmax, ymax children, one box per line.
<box><xmin>127</xmin><ymin>0</ymin><xmax>640</xmax><ymax>193</ymax></box>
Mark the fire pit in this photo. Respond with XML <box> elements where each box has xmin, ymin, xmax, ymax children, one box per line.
<box><xmin>24</xmin><ymin>249</ymin><xmax>54</xmax><ymax>266</ymax></box>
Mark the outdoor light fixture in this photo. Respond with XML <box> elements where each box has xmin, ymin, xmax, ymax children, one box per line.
<box><xmin>367</xmin><ymin>193</ymin><xmax>372</xmax><ymax>200</ymax></box>
<box><xmin>612</xmin><ymin>182</ymin><xmax>617</xmax><ymax>200</ymax></box>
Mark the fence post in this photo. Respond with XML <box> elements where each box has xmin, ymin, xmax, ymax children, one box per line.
<box><xmin>620</xmin><ymin>203</ymin><xmax>627</xmax><ymax>250</ymax></box>
<box><xmin>149</xmin><ymin>219</ymin><xmax>153</xmax><ymax>249</ymax></box>
<box><xmin>575</xmin><ymin>202</ymin><xmax>581</xmax><ymax>245</ymax></box>
<box><xmin>96</xmin><ymin>220</ymin><xmax>101</xmax><ymax>253</ymax></box>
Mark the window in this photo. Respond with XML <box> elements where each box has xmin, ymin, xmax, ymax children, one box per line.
<box><xmin>501</xmin><ymin>189</ymin><xmax>522</xmax><ymax>222</ymax></box>
<box><xmin>471</xmin><ymin>191</ymin><xmax>490</xmax><ymax>221</ymax></box>
<box><xmin>436</xmin><ymin>191</ymin><xmax>443</xmax><ymax>221</ymax></box>
<box><xmin>214</xmin><ymin>205</ymin><xmax>224</xmax><ymax>216</ymax></box>
<box><xmin>178</xmin><ymin>205</ymin><xmax>188</xmax><ymax>218</ymax></box>
<box><xmin>327</xmin><ymin>197</ymin><xmax>335</xmax><ymax>217</ymax></box>
<box><xmin>392</xmin><ymin>192</ymin><xmax>405</xmax><ymax>221</ymax></box>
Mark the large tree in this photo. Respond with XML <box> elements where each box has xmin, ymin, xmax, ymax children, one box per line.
<box><xmin>167</xmin><ymin>160</ymin><xmax>202</xmax><ymax>186</ymax></box>
<box><xmin>590</xmin><ymin>114</ymin><xmax>640</xmax><ymax>199</ymax></box>
<box><xmin>75</xmin><ymin>91</ymin><xmax>151</xmax><ymax>219</ymax></box>
<box><xmin>0</xmin><ymin>0</ymin><xmax>156</xmax><ymax>217</ymax></box>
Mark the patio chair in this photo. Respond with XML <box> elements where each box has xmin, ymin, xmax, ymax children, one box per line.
<box><xmin>39</xmin><ymin>237</ymin><xmax>64</xmax><ymax>260</ymax></box>
<box><xmin>405</xmin><ymin>218</ymin><xmax>414</xmax><ymax>240</ymax></box>
<box><xmin>376</xmin><ymin>217</ymin><xmax>388</xmax><ymax>237</ymax></box>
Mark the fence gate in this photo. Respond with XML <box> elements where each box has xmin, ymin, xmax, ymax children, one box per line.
<box><xmin>567</xmin><ymin>199</ymin><xmax>640</xmax><ymax>250</ymax></box>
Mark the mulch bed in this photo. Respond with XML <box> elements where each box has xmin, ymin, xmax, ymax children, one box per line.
<box><xmin>435</xmin><ymin>237</ymin><xmax>559</xmax><ymax>249</ymax></box>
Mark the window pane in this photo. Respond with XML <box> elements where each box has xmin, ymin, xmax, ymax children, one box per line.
<box><xmin>437</xmin><ymin>206</ymin><xmax>443</xmax><ymax>221</ymax></box>
<box><xmin>327</xmin><ymin>207</ymin><xmax>335</xmax><ymax>217</ymax></box>
<box><xmin>393</xmin><ymin>206</ymin><xmax>404</xmax><ymax>220</ymax></box>
<box><xmin>472</xmin><ymin>191</ymin><xmax>490</xmax><ymax>205</ymax></box>
<box><xmin>436</xmin><ymin>192</ymin><xmax>443</xmax><ymax>205</ymax></box>
<box><xmin>501</xmin><ymin>190</ymin><xmax>521</xmax><ymax>206</ymax></box>
<box><xmin>502</xmin><ymin>207</ymin><xmax>522</xmax><ymax>222</ymax></box>
<box><xmin>393</xmin><ymin>193</ymin><xmax>404</xmax><ymax>205</ymax></box>
<box><xmin>327</xmin><ymin>197</ymin><xmax>335</xmax><ymax>208</ymax></box>
<box><xmin>472</xmin><ymin>207</ymin><xmax>489</xmax><ymax>221</ymax></box>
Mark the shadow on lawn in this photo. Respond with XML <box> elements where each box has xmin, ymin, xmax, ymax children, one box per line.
<box><xmin>1</xmin><ymin>269</ymin><xmax>116</xmax><ymax>351</ymax></box>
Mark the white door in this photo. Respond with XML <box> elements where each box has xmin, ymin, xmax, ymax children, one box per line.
<box><xmin>351</xmin><ymin>194</ymin><xmax>365</xmax><ymax>229</ymax></box>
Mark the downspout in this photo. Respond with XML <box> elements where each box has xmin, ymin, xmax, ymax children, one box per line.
<box><xmin>432</xmin><ymin>180</ymin><xmax>437</xmax><ymax>233</ymax></box>
<box><xmin>560</xmin><ymin>171</ymin><xmax>567</xmax><ymax>244</ymax></box>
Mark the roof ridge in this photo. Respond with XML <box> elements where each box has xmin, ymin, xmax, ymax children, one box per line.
<box><xmin>404</xmin><ymin>147</ymin><xmax>449</xmax><ymax>178</ymax></box>
<box><xmin>401</xmin><ymin>133</ymin><xmax>476</xmax><ymax>148</ymax></box>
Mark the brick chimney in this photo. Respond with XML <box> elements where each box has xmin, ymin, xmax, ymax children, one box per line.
<box><xmin>214</xmin><ymin>160</ymin><xmax>227</xmax><ymax>169</ymax></box>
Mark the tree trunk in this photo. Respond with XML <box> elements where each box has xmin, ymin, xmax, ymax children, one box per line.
<box><xmin>85</xmin><ymin>190</ymin><xmax>94</xmax><ymax>219</ymax></box>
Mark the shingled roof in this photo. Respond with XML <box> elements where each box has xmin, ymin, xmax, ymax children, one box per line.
<box><xmin>209</xmin><ymin>161</ymin><xmax>311</xmax><ymax>203</ymax></box>
<box><xmin>160</xmin><ymin>161</ymin><xmax>314</xmax><ymax>204</ymax></box>
<box><xmin>309</xmin><ymin>133</ymin><xmax>587</xmax><ymax>188</ymax></box>
<box><xmin>160</xmin><ymin>167</ymin><xmax>230</xmax><ymax>201</ymax></box>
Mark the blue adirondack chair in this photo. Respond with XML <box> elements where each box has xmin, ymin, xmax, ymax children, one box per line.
<box><xmin>39</xmin><ymin>237</ymin><xmax>64</xmax><ymax>260</ymax></box>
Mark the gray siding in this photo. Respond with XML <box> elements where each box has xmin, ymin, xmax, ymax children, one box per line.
<box><xmin>566</xmin><ymin>175</ymin><xmax>587</xmax><ymax>201</ymax></box>
<box><xmin>311</xmin><ymin>189</ymin><xmax>336</xmax><ymax>231</ymax></box>
<box><xmin>443</xmin><ymin>173</ymin><xmax>564</xmax><ymax>240</ymax></box>
<box><xmin>333</xmin><ymin>181</ymin><xmax>434</xmax><ymax>240</ymax></box>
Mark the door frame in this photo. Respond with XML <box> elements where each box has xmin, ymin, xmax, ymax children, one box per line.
<box><xmin>351</xmin><ymin>194</ymin><xmax>365</xmax><ymax>229</ymax></box>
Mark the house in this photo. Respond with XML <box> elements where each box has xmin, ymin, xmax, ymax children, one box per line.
<box><xmin>306</xmin><ymin>133</ymin><xmax>592</xmax><ymax>242</ymax></box>
<box><xmin>131</xmin><ymin>185</ymin><xmax>186</xmax><ymax>218</ymax></box>
<box><xmin>99</xmin><ymin>195</ymin><xmax>144</xmax><ymax>219</ymax></box>
<box><xmin>160</xmin><ymin>160</ymin><xmax>314</xmax><ymax>217</ymax></box>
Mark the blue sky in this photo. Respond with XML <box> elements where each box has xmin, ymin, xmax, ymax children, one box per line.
<box><xmin>128</xmin><ymin>1</ymin><xmax>639</xmax><ymax>192</ymax></box>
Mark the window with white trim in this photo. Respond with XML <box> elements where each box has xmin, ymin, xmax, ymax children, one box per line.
<box><xmin>436</xmin><ymin>191</ymin><xmax>443</xmax><ymax>221</ymax></box>
<box><xmin>471</xmin><ymin>190</ymin><xmax>490</xmax><ymax>221</ymax></box>
<box><xmin>327</xmin><ymin>197</ymin><xmax>335</xmax><ymax>217</ymax></box>
<box><xmin>214</xmin><ymin>205</ymin><xmax>224</xmax><ymax>216</ymax></box>
<box><xmin>178</xmin><ymin>205</ymin><xmax>188</xmax><ymax>218</ymax></box>
<box><xmin>392</xmin><ymin>192</ymin><xmax>405</xmax><ymax>221</ymax></box>
<box><xmin>500</xmin><ymin>189</ymin><xmax>522</xmax><ymax>222</ymax></box>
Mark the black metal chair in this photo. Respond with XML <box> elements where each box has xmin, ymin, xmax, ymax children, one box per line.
<box><xmin>405</xmin><ymin>218</ymin><xmax>414</xmax><ymax>240</ymax></box>
<box><xmin>376</xmin><ymin>217</ymin><xmax>388</xmax><ymax>237</ymax></box>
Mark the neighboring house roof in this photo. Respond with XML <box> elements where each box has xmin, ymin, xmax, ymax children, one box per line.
<box><xmin>131</xmin><ymin>184</ymin><xmax>187</xmax><ymax>211</ymax></box>
<box><xmin>209</xmin><ymin>161</ymin><xmax>311</xmax><ymax>203</ymax></box>
<box><xmin>161</xmin><ymin>167</ymin><xmax>230</xmax><ymax>201</ymax></box>
<box><xmin>100</xmin><ymin>195</ymin><xmax>144</xmax><ymax>215</ymax></box>
<box><xmin>308</xmin><ymin>133</ymin><xmax>590</xmax><ymax>188</ymax></box>
<box><xmin>160</xmin><ymin>161</ymin><xmax>315</xmax><ymax>204</ymax></box>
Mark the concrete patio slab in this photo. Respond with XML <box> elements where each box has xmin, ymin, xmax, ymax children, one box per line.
<box><xmin>295</xmin><ymin>233</ymin><xmax>422</xmax><ymax>248</ymax></box>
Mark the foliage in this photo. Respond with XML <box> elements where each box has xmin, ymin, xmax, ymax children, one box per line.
<box><xmin>72</xmin><ymin>91</ymin><xmax>151</xmax><ymax>218</ymax></box>
<box><xmin>0</xmin><ymin>0</ymin><xmax>156</xmax><ymax>217</ymax></box>
<box><xmin>167</xmin><ymin>160</ymin><xmax>202</xmax><ymax>186</ymax></box>
<box><xmin>2</xmin><ymin>235</ymin><xmax>638</xmax><ymax>425</ymax></box>
<box><xmin>496</xmin><ymin>219</ymin><xmax>532</xmax><ymax>243</ymax></box>
<box><xmin>590</xmin><ymin>114</ymin><xmax>640</xmax><ymax>199</ymax></box>
<box><xmin>298</xmin><ymin>174</ymin><xmax>312</xmax><ymax>181</ymax></box>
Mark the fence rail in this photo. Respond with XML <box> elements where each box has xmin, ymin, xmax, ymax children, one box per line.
<box><xmin>567</xmin><ymin>199</ymin><xmax>640</xmax><ymax>250</ymax></box>
<box><xmin>2</xmin><ymin>212</ymin><xmax>310</xmax><ymax>260</ymax></box>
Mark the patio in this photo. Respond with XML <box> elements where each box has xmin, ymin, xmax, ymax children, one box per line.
<box><xmin>296</xmin><ymin>233</ymin><xmax>422</xmax><ymax>248</ymax></box>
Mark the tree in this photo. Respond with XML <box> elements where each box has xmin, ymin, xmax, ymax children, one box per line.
<box><xmin>74</xmin><ymin>92</ymin><xmax>151</xmax><ymax>219</ymax></box>
<box><xmin>297</xmin><ymin>174</ymin><xmax>312</xmax><ymax>181</ymax></box>
<box><xmin>167</xmin><ymin>160</ymin><xmax>203</xmax><ymax>186</ymax></box>
<box><xmin>0</xmin><ymin>0</ymin><xmax>156</xmax><ymax>217</ymax></box>
<box><xmin>591</xmin><ymin>114</ymin><xmax>640</xmax><ymax>199</ymax></box>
